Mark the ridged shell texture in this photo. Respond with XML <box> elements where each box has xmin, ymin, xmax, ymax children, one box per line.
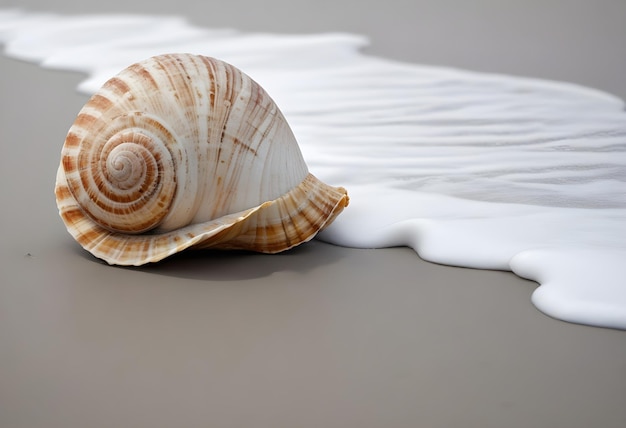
<box><xmin>55</xmin><ymin>54</ymin><xmax>348</xmax><ymax>265</ymax></box>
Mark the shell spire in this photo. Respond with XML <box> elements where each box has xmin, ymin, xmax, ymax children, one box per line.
<box><xmin>55</xmin><ymin>54</ymin><xmax>348</xmax><ymax>265</ymax></box>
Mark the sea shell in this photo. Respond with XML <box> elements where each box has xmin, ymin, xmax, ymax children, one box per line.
<box><xmin>55</xmin><ymin>53</ymin><xmax>349</xmax><ymax>266</ymax></box>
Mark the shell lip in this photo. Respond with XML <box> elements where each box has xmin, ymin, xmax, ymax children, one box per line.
<box><xmin>56</xmin><ymin>168</ymin><xmax>348</xmax><ymax>266</ymax></box>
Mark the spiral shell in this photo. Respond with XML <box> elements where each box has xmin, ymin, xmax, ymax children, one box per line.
<box><xmin>55</xmin><ymin>54</ymin><xmax>348</xmax><ymax>266</ymax></box>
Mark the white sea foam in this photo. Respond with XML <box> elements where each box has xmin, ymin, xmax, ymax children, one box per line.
<box><xmin>2</xmin><ymin>10</ymin><xmax>625</xmax><ymax>329</ymax></box>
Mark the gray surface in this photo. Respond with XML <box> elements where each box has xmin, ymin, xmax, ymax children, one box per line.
<box><xmin>1</xmin><ymin>1</ymin><xmax>625</xmax><ymax>427</ymax></box>
<box><xmin>2</xmin><ymin>0</ymin><xmax>625</xmax><ymax>99</ymax></box>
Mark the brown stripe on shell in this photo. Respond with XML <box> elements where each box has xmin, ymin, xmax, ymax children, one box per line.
<box><xmin>127</xmin><ymin>62</ymin><xmax>160</xmax><ymax>91</ymax></box>
<box><xmin>72</xmin><ymin>113</ymin><xmax>100</xmax><ymax>133</ymax></box>
<box><xmin>103</xmin><ymin>76</ymin><xmax>131</xmax><ymax>96</ymax></box>
<box><xmin>61</xmin><ymin>155</ymin><xmax>76</xmax><ymax>174</ymax></box>
<box><xmin>63</xmin><ymin>132</ymin><xmax>82</xmax><ymax>149</ymax></box>
<box><xmin>88</xmin><ymin>94</ymin><xmax>114</xmax><ymax>112</ymax></box>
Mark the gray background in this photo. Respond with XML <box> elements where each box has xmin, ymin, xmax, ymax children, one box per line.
<box><xmin>1</xmin><ymin>1</ymin><xmax>625</xmax><ymax>427</ymax></box>
<box><xmin>2</xmin><ymin>0</ymin><xmax>625</xmax><ymax>99</ymax></box>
